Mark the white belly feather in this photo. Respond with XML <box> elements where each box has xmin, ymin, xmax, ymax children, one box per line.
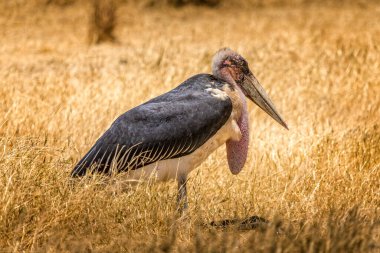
<box><xmin>122</xmin><ymin>117</ymin><xmax>241</xmax><ymax>182</ymax></box>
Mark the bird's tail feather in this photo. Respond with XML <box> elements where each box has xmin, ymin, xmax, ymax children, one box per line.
<box><xmin>71</xmin><ymin>143</ymin><xmax>152</xmax><ymax>177</ymax></box>
<box><xmin>71</xmin><ymin>145</ymin><xmax>111</xmax><ymax>177</ymax></box>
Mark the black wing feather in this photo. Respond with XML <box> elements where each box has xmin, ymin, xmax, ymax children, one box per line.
<box><xmin>71</xmin><ymin>74</ymin><xmax>232</xmax><ymax>177</ymax></box>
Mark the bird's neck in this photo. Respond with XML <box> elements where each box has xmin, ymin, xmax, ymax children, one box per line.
<box><xmin>213</xmin><ymin>67</ymin><xmax>248</xmax><ymax>129</ymax></box>
<box><xmin>214</xmin><ymin>68</ymin><xmax>248</xmax><ymax>120</ymax></box>
<box><xmin>214</xmin><ymin>68</ymin><xmax>234</xmax><ymax>86</ymax></box>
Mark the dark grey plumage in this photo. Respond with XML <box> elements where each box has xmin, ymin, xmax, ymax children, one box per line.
<box><xmin>71</xmin><ymin>74</ymin><xmax>233</xmax><ymax>177</ymax></box>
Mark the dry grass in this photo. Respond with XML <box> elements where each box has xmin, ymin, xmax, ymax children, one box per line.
<box><xmin>0</xmin><ymin>1</ymin><xmax>380</xmax><ymax>252</ymax></box>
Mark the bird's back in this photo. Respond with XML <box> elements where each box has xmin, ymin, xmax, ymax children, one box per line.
<box><xmin>71</xmin><ymin>74</ymin><xmax>233</xmax><ymax>177</ymax></box>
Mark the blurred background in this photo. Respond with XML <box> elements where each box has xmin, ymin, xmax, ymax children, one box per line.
<box><xmin>0</xmin><ymin>0</ymin><xmax>379</xmax><ymax>252</ymax></box>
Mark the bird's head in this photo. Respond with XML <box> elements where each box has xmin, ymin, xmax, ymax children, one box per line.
<box><xmin>212</xmin><ymin>48</ymin><xmax>288</xmax><ymax>129</ymax></box>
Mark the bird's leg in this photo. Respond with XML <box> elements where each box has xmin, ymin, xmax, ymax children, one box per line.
<box><xmin>177</xmin><ymin>174</ymin><xmax>188</xmax><ymax>214</ymax></box>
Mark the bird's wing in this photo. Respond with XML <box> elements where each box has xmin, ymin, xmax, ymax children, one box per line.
<box><xmin>71</xmin><ymin>74</ymin><xmax>233</xmax><ymax>176</ymax></box>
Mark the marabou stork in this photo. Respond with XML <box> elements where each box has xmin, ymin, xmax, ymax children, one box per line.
<box><xmin>71</xmin><ymin>48</ymin><xmax>288</xmax><ymax>212</ymax></box>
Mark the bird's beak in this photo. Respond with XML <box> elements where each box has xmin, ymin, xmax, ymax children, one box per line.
<box><xmin>241</xmin><ymin>73</ymin><xmax>289</xmax><ymax>130</ymax></box>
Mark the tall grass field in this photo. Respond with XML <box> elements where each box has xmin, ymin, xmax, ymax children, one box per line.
<box><xmin>0</xmin><ymin>1</ymin><xmax>379</xmax><ymax>252</ymax></box>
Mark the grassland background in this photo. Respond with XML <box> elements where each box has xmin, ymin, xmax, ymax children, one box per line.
<box><xmin>0</xmin><ymin>0</ymin><xmax>379</xmax><ymax>252</ymax></box>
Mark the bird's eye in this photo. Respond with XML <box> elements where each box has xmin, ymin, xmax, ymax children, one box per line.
<box><xmin>241</xmin><ymin>60</ymin><xmax>248</xmax><ymax>69</ymax></box>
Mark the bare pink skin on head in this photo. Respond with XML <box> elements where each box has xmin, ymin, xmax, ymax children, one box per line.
<box><xmin>226</xmin><ymin>87</ymin><xmax>249</xmax><ymax>175</ymax></box>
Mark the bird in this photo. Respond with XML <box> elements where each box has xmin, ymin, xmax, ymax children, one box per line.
<box><xmin>71</xmin><ymin>48</ymin><xmax>288</xmax><ymax>213</ymax></box>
